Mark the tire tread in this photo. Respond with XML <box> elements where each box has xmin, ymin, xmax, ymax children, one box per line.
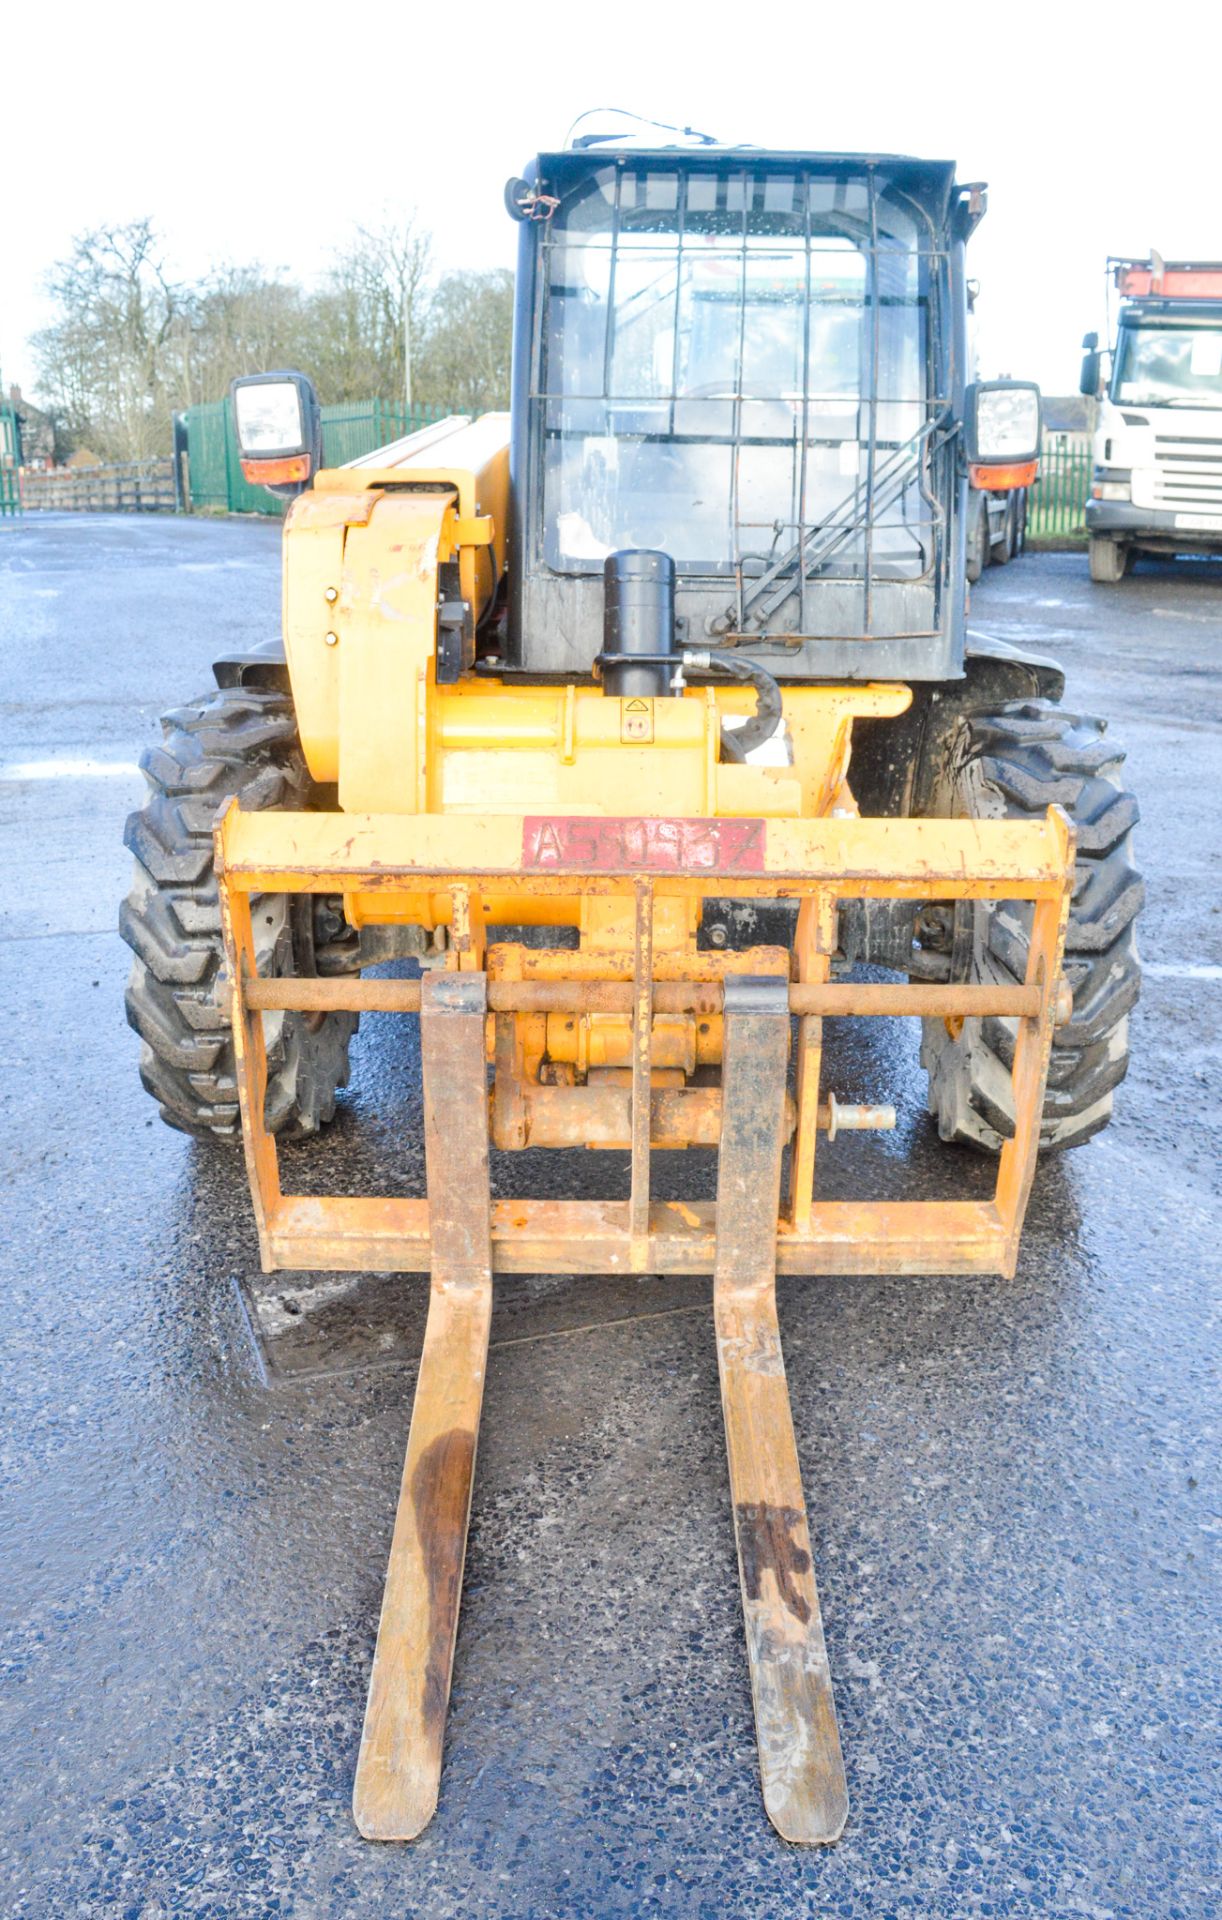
<box><xmin>922</xmin><ymin>698</ymin><xmax>1142</xmax><ymax>1152</ymax></box>
<box><xmin>120</xmin><ymin>687</ymin><xmax>356</xmax><ymax>1141</ymax></box>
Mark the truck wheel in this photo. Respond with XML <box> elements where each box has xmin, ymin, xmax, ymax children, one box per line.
<box><xmin>989</xmin><ymin>495</ymin><xmax>1016</xmax><ymax>565</ymax></box>
<box><xmin>120</xmin><ymin>687</ymin><xmax>359</xmax><ymax>1140</ymax></box>
<box><xmin>966</xmin><ymin>494</ymin><xmax>987</xmax><ymax>583</ymax></box>
<box><xmin>919</xmin><ymin>699</ymin><xmax>1143</xmax><ymax>1152</ymax></box>
<box><xmin>1089</xmin><ymin>535</ymin><xmax>1128</xmax><ymax>584</ymax></box>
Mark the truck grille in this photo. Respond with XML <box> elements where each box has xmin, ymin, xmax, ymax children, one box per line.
<box><xmin>1152</xmin><ymin>434</ymin><xmax>1222</xmax><ymax>512</ymax></box>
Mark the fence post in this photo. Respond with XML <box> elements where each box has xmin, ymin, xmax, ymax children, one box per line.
<box><xmin>172</xmin><ymin>414</ymin><xmax>189</xmax><ymax>512</ymax></box>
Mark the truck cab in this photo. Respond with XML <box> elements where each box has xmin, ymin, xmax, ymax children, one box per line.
<box><xmin>1083</xmin><ymin>255</ymin><xmax>1222</xmax><ymax>581</ymax></box>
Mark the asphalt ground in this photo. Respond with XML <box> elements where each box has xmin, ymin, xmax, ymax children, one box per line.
<box><xmin>0</xmin><ymin>515</ymin><xmax>1218</xmax><ymax>1919</ymax></box>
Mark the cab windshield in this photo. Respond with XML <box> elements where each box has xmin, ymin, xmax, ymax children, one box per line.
<box><xmin>1113</xmin><ymin>322</ymin><xmax>1222</xmax><ymax>407</ymax></box>
<box><xmin>537</xmin><ymin>164</ymin><xmax>939</xmax><ymax>603</ymax></box>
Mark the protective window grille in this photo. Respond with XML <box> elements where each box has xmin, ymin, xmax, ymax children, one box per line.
<box><xmin>537</xmin><ymin>165</ymin><xmax>950</xmax><ymax>639</ymax></box>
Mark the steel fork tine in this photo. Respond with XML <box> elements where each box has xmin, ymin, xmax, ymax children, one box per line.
<box><xmin>715</xmin><ymin>977</ymin><xmax>848</xmax><ymax>1844</ymax></box>
<box><xmin>352</xmin><ymin>971</ymin><xmax>492</xmax><ymax>1841</ymax></box>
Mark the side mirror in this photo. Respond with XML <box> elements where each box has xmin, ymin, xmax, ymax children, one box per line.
<box><xmin>1079</xmin><ymin>350</ymin><xmax>1102</xmax><ymax>398</ymax></box>
<box><xmin>230</xmin><ymin>370</ymin><xmax>321</xmax><ymax>496</ymax></box>
<box><xmin>503</xmin><ymin>174</ymin><xmax>558</xmax><ymax>223</ymax></box>
<box><xmin>964</xmin><ymin>379</ymin><xmax>1041</xmax><ymax>479</ymax></box>
<box><xmin>504</xmin><ymin>176</ymin><xmax>532</xmax><ymax>221</ymax></box>
<box><xmin>1082</xmin><ymin>331</ymin><xmax>1099</xmax><ymax>351</ymax></box>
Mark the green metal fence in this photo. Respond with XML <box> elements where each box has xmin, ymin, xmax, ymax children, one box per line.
<box><xmin>184</xmin><ymin>396</ymin><xmax>268</xmax><ymax>513</ymax></box>
<box><xmin>184</xmin><ymin>397</ymin><xmax>453</xmax><ymax>515</ymax></box>
<box><xmin>321</xmin><ymin>400</ymin><xmax>450</xmax><ymax>467</ymax></box>
<box><xmin>0</xmin><ymin>405</ymin><xmax>22</xmax><ymax>516</ymax></box>
<box><xmin>1028</xmin><ymin>433</ymin><xmax>1093</xmax><ymax>539</ymax></box>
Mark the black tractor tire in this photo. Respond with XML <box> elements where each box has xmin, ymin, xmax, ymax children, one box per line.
<box><xmin>120</xmin><ymin>687</ymin><xmax>359</xmax><ymax>1141</ymax></box>
<box><xmin>920</xmin><ymin>699</ymin><xmax>1143</xmax><ymax>1152</ymax></box>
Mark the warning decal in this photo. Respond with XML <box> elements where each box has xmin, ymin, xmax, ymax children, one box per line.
<box><xmin>521</xmin><ymin>816</ymin><xmax>767</xmax><ymax>873</ymax></box>
<box><xmin>620</xmin><ymin>697</ymin><xmax>654</xmax><ymax>743</ymax></box>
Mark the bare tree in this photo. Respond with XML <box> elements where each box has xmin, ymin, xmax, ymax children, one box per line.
<box><xmin>317</xmin><ymin>216</ymin><xmax>432</xmax><ymax>406</ymax></box>
<box><xmin>415</xmin><ymin>269</ymin><xmax>515</xmax><ymax>412</ymax></box>
<box><xmin>27</xmin><ymin>206</ymin><xmax>519</xmax><ymax>457</ymax></box>
<box><xmin>185</xmin><ymin>267</ymin><xmax>308</xmax><ymax>409</ymax></box>
<box><xmin>33</xmin><ymin>220</ymin><xmax>184</xmax><ymax>459</ymax></box>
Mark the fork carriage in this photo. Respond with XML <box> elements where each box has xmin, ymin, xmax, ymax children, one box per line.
<box><xmin>217</xmin><ymin>801</ymin><xmax>1073</xmax><ymax>1842</ymax></box>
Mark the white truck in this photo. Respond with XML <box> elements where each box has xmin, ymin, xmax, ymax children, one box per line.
<box><xmin>1082</xmin><ymin>255</ymin><xmax>1222</xmax><ymax>582</ymax></box>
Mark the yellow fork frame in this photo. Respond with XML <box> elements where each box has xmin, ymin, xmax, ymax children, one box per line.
<box><xmin>216</xmin><ymin>802</ymin><xmax>1073</xmax><ymax>1284</ymax></box>
<box><xmin>215</xmin><ymin>798</ymin><xmax>1074</xmax><ymax>1846</ymax></box>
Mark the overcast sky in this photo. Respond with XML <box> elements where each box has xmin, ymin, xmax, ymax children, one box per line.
<box><xmin>4</xmin><ymin>1</ymin><xmax>1216</xmax><ymax>401</ymax></box>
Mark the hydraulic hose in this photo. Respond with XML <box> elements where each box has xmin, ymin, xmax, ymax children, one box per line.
<box><xmin>687</xmin><ymin>652</ymin><xmax>784</xmax><ymax>762</ymax></box>
<box><xmin>590</xmin><ymin>645</ymin><xmax>785</xmax><ymax>762</ymax></box>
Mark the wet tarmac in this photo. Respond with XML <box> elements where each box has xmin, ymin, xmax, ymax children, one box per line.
<box><xmin>0</xmin><ymin>514</ymin><xmax>1218</xmax><ymax>1918</ymax></box>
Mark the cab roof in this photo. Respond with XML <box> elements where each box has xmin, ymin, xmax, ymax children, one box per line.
<box><xmin>532</xmin><ymin>149</ymin><xmax>965</xmax><ymax>225</ymax></box>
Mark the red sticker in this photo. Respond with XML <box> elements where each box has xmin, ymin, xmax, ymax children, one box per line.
<box><xmin>522</xmin><ymin>816</ymin><xmax>766</xmax><ymax>873</ymax></box>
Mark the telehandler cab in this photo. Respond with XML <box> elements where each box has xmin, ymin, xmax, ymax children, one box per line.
<box><xmin>122</xmin><ymin>142</ymin><xmax>1142</xmax><ymax>1844</ymax></box>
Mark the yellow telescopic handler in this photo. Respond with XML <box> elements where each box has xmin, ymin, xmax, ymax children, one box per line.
<box><xmin>121</xmin><ymin>141</ymin><xmax>1142</xmax><ymax>1844</ymax></box>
